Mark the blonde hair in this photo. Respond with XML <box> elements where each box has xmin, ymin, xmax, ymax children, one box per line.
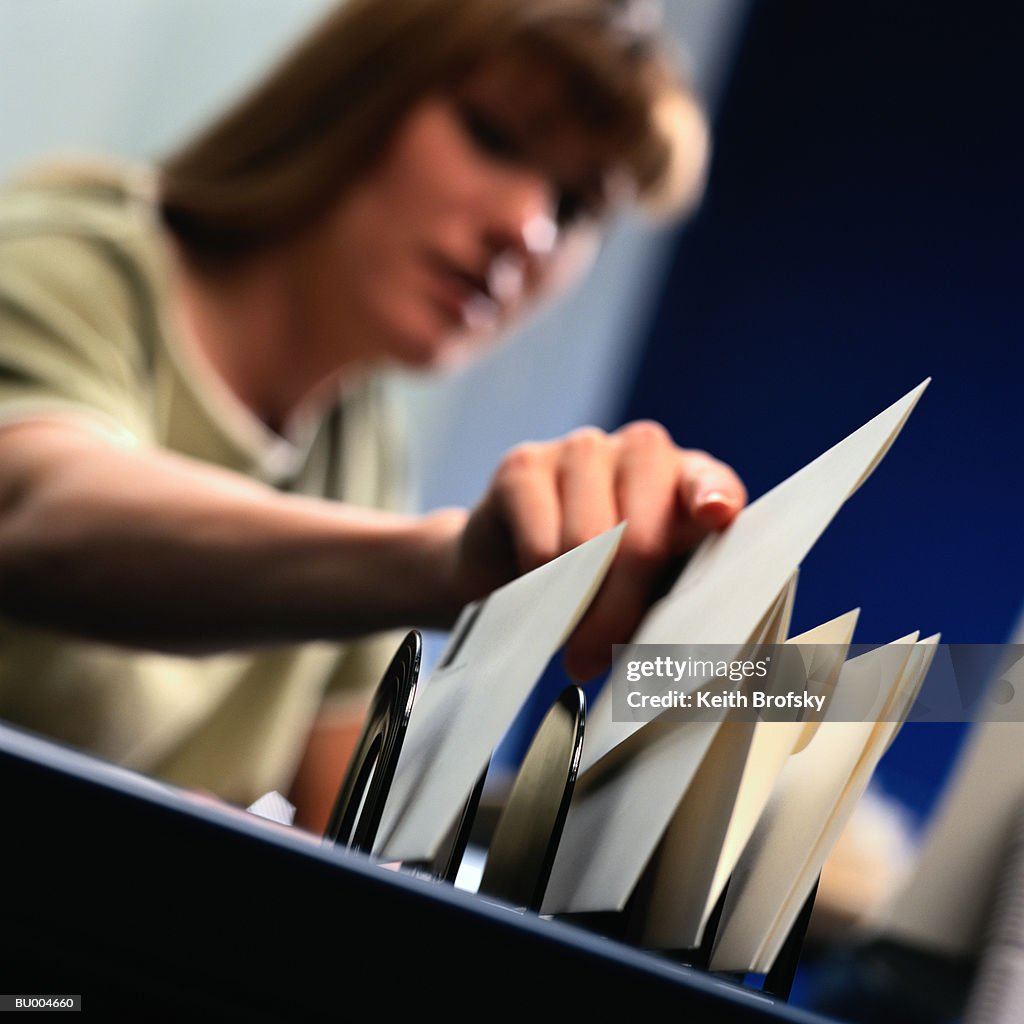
<box><xmin>159</xmin><ymin>0</ymin><xmax>708</xmax><ymax>254</ymax></box>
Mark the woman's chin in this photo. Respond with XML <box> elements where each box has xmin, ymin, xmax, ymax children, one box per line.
<box><xmin>393</xmin><ymin>343</ymin><xmax>473</xmax><ymax>375</ymax></box>
<box><xmin>388</xmin><ymin>323</ymin><xmax>494</xmax><ymax>374</ymax></box>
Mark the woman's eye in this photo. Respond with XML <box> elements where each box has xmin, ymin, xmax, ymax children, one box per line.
<box><xmin>459</xmin><ymin>106</ymin><xmax>520</xmax><ymax>160</ymax></box>
<box><xmin>556</xmin><ymin>191</ymin><xmax>585</xmax><ymax>226</ymax></box>
<box><xmin>556</xmin><ymin>188</ymin><xmax>603</xmax><ymax>227</ymax></box>
<box><xmin>456</xmin><ymin>102</ymin><xmax>606</xmax><ymax>229</ymax></box>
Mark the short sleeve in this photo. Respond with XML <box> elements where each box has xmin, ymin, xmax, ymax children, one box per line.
<box><xmin>0</xmin><ymin>228</ymin><xmax>156</xmax><ymax>442</ymax></box>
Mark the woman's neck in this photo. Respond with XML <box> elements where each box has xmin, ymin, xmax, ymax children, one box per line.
<box><xmin>167</xmin><ymin>236</ymin><xmax>366</xmax><ymax>434</ymax></box>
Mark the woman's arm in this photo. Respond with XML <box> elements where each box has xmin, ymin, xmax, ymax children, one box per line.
<box><xmin>0</xmin><ymin>417</ymin><xmax>467</xmax><ymax>650</ymax></box>
<box><xmin>0</xmin><ymin>416</ymin><xmax>745</xmax><ymax>668</ymax></box>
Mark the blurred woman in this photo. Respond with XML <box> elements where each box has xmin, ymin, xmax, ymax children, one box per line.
<box><xmin>0</xmin><ymin>0</ymin><xmax>744</xmax><ymax>825</ymax></box>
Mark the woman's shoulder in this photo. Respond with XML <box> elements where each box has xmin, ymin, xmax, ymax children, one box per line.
<box><xmin>0</xmin><ymin>158</ymin><xmax>173</xmax><ymax>330</ymax></box>
<box><xmin>0</xmin><ymin>156</ymin><xmax>160</xmax><ymax>250</ymax></box>
<box><xmin>0</xmin><ymin>158</ymin><xmax>175</xmax><ymax>387</ymax></box>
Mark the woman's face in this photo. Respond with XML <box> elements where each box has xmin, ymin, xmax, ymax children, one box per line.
<box><xmin>296</xmin><ymin>56</ymin><xmax>631</xmax><ymax>372</ymax></box>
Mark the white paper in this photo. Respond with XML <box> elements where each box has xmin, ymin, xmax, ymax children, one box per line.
<box><xmin>581</xmin><ymin>380</ymin><xmax>928</xmax><ymax>775</ymax></box>
<box><xmin>376</xmin><ymin>524</ymin><xmax>624</xmax><ymax>862</ymax></box>
<box><xmin>640</xmin><ymin>611</ymin><xmax>859</xmax><ymax>949</ymax></box>
<box><xmin>542</xmin><ymin>574</ymin><xmax>797</xmax><ymax>915</ymax></box>
<box><xmin>543</xmin><ymin>382</ymin><xmax>927</xmax><ymax>916</ymax></box>
<box><xmin>709</xmin><ymin>634</ymin><xmax>937</xmax><ymax>972</ymax></box>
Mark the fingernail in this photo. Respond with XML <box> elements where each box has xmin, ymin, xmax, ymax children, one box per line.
<box><xmin>697</xmin><ymin>489</ymin><xmax>733</xmax><ymax>508</ymax></box>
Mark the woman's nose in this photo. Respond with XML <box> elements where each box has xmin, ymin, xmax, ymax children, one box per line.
<box><xmin>481</xmin><ymin>168</ymin><xmax>560</xmax><ymax>264</ymax></box>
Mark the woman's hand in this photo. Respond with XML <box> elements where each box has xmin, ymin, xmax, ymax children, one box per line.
<box><xmin>448</xmin><ymin>421</ymin><xmax>746</xmax><ymax>680</ymax></box>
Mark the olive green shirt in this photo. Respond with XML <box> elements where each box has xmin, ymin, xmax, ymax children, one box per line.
<box><xmin>0</xmin><ymin>163</ymin><xmax>407</xmax><ymax>804</ymax></box>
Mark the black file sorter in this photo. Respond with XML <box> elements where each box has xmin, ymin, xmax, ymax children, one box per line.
<box><xmin>324</xmin><ymin>630</ymin><xmax>821</xmax><ymax>1006</ymax></box>
<box><xmin>1</xmin><ymin>718</ymin><xmax>837</xmax><ymax>1021</ymax></box>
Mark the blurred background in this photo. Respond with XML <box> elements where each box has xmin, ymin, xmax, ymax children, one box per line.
<box><xmin>3</xmin><ymin>0</ymin><xmax>1022</xmax><ymax>1014</ymax></box>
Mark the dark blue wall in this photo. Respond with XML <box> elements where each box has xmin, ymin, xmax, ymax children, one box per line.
<box><xmin>620</xmin><ymin>0</ymin><xmax>1024</xmax><ymax>818</ymax></box>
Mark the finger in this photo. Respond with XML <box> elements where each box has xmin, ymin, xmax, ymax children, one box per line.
<box><xmin>557</xmin><ymin>427</ymin><xmax>619</xmax><ymax>551</ymax></box>
<box><xmin>614</xmin><ymin>420</ymin><xmax>684</xmax><ymax>556</ymax></box>
<box><xmin>489</xmin><ymin>442</ymin><xmax>562</xmax><ymax>573</ymax></box>
<box><xmin>677</xmin><ymin>448</ymin><xmax>747</xmax><ymax>532</ymax></box>
<box><xmin>563</xmin><ymin>536</ymin><xmax>671</xmax><ymax>679</ymax></box>
<box><xmin>666</xmin><ymin>449</ymin><xmax>746</xmax><ymax>552</ymax></box>
<box><xmin>563</xmin><ymin>421</ymin><xmax>681</xmax><ymax>679</ymax></box>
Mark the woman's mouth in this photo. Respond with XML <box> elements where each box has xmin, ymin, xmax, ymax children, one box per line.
<box><xmin>425</xmin><ymin>252</ymin><xmax>500</xmax><ymax>330</ymax></box>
